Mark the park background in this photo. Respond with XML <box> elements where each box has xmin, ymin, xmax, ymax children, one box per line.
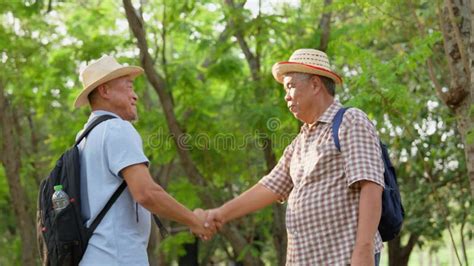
<box><xmin>0</xmin><ymin>0</ymin><xmax>472</xmax><ymax>265</ymax></box>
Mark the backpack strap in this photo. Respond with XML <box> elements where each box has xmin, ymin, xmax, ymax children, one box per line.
<box><xmin>332</xmin><ymin>107</ymin><xmax>349</xmax><ymax>152</ymax></box>
<box><xmin>78</xmin><ymin>114</ymin><xmax>169</xmax><ymax>238</ymax></box>
<box><xmin>74</xmin><ymin>115</ymin><xmax>116</xmax><ymax>146</ymax></box>
<box><xmin>88</xmin><ymin>182</ymin><xmax>169</xmax><ymax>238</ymax></box>
<box><xmin>88</xmin><ymin>181</ymin><xmax>127</xmax><ymax>233</ymax></box>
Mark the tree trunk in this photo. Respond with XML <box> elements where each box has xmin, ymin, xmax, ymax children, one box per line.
<box><xmin>222</xmin><ymin>2</ymin><xmax>288</xmax><ymax>264</ymax></box>
<box><xmin>122</xmin><ymin>1</ymin><xmax>264</xmax><ymax>265</ymax></box>
<box><xmin>439</xmin><ymin>0</ymin><xmax>474</xmax><ymax>196</ymax></box>
<box><xmin>263</xmin><ymin>137</ymin><xmax>287</xmax><ymax>266</ymax></box>
<box><xmin>318</xmin><ymin>0</ymin><xmax>333</xmax><ymax>52</ymax></box>
<box><xmin>147</xmin><ymin>218</ymin><xmax>159</xmax><ymax>266</ymax></box>
<box><xmin>27</xmin><ymin>113</ymin><xmax>43</xmax><ymax>186</ymax></box>
<box><xmin>388</xmin><ymin>234</ymin><xmax>419</xmax><ymax>266</ymax></box>
<box><xmin>178</xmin><ymin>239</ymin><xmax>199</xmax><ymax>266</ymax></box>
<box><xmin>0</xmin><ymin>82</ymin><xmax>37</xmax><ymax>265</ymax></box>
<box><xmin>271</xmin><ymin>204</ymin><xmax>287</xmax><ymax>266</ymax></box>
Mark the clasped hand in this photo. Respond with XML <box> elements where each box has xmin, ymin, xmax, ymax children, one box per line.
<box><xmin>189</xmin><ymin>208</ymin><xmax>224</xmax><ymax>241</ymax></box>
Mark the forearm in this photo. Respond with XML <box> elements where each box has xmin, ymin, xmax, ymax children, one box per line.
<box><xmin>121</xmin><ymin>164</ymin><xmax>199</xmax><ymax>228</ymax></box>
<box><xmin>219</xmin><ymin>183</ymin><xmax>280</xmax><ymax>223</ymax></box>
<box><xmin>140</xmin><ymin>187</ymin><xmax>199</xmax><ymax>227</ymax></box>
<box><xmin>354</xmin><ymin>181</ymin><xmax>383</xmax><ymax>249</ymax></box>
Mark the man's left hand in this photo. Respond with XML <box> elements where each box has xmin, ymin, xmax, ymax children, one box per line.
<box><xmin>350</xmin><ymin>244</ymin><xmax>374</xmax><ymax>266</ymax></box>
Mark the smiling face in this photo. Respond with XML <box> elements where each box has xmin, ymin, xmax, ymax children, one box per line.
<box><xmin>104</xmin><ymin>75</ymin><xmax>139</xmax><ymax>121</ymax></box>
<box><xmin>283</xmin><ymin>73</ymin><xmax>320</xmax><ymax>123</ymax></box>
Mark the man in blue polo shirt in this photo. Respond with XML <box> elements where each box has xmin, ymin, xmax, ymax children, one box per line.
<box><xmin>74</xmin><ymin>55</ymin><xmax>211</xmax><ymax>265</ymax></box>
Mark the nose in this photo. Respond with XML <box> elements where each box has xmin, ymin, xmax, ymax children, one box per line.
<box><xmin>132</xmin><ymin>90</ymin><xmax>138</xmax><ymax>101</ymax></box>
<box><xmin>284</xmin><ymin>91</ymin><xmax>292</xmax><ymax>102</ymax></box>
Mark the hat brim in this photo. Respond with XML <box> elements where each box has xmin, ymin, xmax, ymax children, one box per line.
<box><xmin>74</xmin><ymin>66</ymin><xmax>144</xmax><ymax>108</ymax></box>
<box><xmin>272</xmin><ymin>62</ymin><xmax>343</xmax><ymax>85</ymax></box>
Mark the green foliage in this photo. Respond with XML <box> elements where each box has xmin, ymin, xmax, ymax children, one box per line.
<box><xmin>0</xmin><ymin>0</ymin><xmax>472</xmax><ymax>264</ymax></box>
<box><xmin>467</xmin><ymin>127</ymin><xmax>474</xmax><ymax>145</ymax></box>
<box><xmin>167</xmin><ymin>178</ymin><xmax>202</xmax><ymax>209</ymax></box>
<box><xmin>0</xmin><ymin>167</ymin><xmax>21</xmax><ymax>265</ymax></box>
<box><xmin>159</xmin><ymin>231</ymin><xmax>196</xmax><ymax>263</ymax></box>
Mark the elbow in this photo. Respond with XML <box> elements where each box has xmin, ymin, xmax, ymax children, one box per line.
<box><xmin>133</xmin><ymin>185</ymin><xmax>164</xmax><ymax>208</ymax></box>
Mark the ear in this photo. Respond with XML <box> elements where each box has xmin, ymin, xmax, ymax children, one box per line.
<box><xmin>96</xmin><ymin>84</ymin><xmax>111</xmax><ymax>99</ymax></box>
<box><xmin>311</xmin><ymin>76</ymin><xmax>322</xmax><ymax>94</ymax></box>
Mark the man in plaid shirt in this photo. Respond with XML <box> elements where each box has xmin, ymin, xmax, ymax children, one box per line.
<box><xmin>198</xmin><ymin>49</ymin><xmax>385</xmax><ymax>265</ymax></box>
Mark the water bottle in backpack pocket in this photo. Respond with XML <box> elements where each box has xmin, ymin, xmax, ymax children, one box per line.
<box><xmin>39</xmin><ymin>170</ymin><xmax>87</xmax><ymax>266</ymax></box>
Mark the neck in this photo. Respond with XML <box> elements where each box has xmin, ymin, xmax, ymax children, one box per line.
<box><xmin>91</xmin><ymin>103</ymin><xmax>119</xmax><ymax>117</ymax></box>
<box><xmin>306</xmin><ymin>97</ymin><xmax>334</xmax><ymax>125</ymax></box>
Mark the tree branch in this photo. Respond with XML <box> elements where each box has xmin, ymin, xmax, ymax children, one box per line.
<box><xmin>123</xmin><ymin>0</ymin><xmax>206</xmax><ymax>188</ymax></box>
<box><xmin>445</xmin><ymin>0</ymin><xmax>470</xmax><ymax>77</ymax></box>
<box><xmin>0</xmin><ymin>79</ymin><xmax>37</xmax><ymax>265</ymax></box>
<box><xmin>161</xmin><ymin>4</ymin><xmax>168</xmax><ymax>82</ymax></box>
<box><xmin>470</xmin><ymin>0</ymin><xmax>474</xmax><ymax>98</ymax></box>
<box><xmin>222</xmin><ymin>1</ymin><xmax>285</xmax><ymax>264</ymax></box>
<box><xmin>224</xmin><ymin>0</ymin><xmax>260</xmax><ymax>82</ymax></box>
<box><xmin>318</xmin><ymin>0</ymin><xmax>332</xmax><ymax>51</ymax></box>
<box><xmin>401</xmin><ymin>233</ymin><xmax>419</xmax><ymax>259</ymax></box>
<box><xmin>123</xmin><ymin>1</ymin><xmax>262</xmax><ymax>264</ymax></box>
<box><xmin>196</xmin><ymin>13</ymin><xmax>234</xmax><ymax>82</ymax></box>
<box><xmin>408</xmin><ymin>0</ymin><xmax>449</xmax><ymax>104</ymax></box>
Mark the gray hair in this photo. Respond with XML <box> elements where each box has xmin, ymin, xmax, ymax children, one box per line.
<box><xmin>87</xmin><ymin>88</ymin><xmax>98</xmax><ymax>104</ymax></box>
<box><xmin>284</xmin><ymin>72</ymin><xmax>335</xmax><ymax>96</ymax></box>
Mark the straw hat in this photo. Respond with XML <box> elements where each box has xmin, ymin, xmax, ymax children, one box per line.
<box><xmin>74</xmin><ymin>55</ymin><xmax>144</xmax><ymax>108</ymax></box>
<box><xmin>272</xmin><ymin>49</ymin><xmax>343</xmax><ymax>85</ymax></box>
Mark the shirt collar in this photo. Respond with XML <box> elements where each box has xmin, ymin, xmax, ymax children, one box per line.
<box><xmin>77</xmin><ymin>111</ymin><xmax>122</xmax><ymax>141</ymax></box>
<box><xmin>301</xmin><ymin>100</ymin><xmax>342</xmax><ymax>132</ymax></box>
<box><xmin>317</xmin><ymin>100</ymin><xmax>342</xmax><ymax>124</ymax></box>
<box><xmin>88</xmin><ymin>110</ymin><xmax>121</xmax><ymax>124</ymax></box>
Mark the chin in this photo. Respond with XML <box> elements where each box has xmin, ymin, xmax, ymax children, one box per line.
<box><xmin>292</xmin><ymin>112</ymin><xmax>301</xmax><ymax>120</ymax></box>
<box><xmin>123</xmin><ymin>113</ymin><xmax>138</xmax><ymax>122</ymax></box>
<box><xmin>293</xmin><ymin>114</ymin><xmax>308</xmax><ymax>124</ymax></box>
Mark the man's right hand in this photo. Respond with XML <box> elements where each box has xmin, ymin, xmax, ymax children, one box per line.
<box><xmin>204</xmin><ymin>208</ymin><xmax>225</xmax><ymax>230</ymax></box>
<box><xmin>192</xmin><ymin>184</ymin><xmax>281</xmax><ymax>239</ymax></box>
<box><xmin>194</xmin><ymin>208</ymin><xmax>225</xmax><ymax>232</ymax></box>
<box><xmin>190</xmin><ymin>210</ymin><xmax>216</xmax><ymax>241</ymax></box>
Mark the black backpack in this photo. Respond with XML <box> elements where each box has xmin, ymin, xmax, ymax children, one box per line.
<box><xmin>37</xmin><ymin>115</ymin><xmax>168</xmax><ymax>265</ymax></box>
<box><xmin>332</xmin><ymin>107</ymin><xmax>404</xmax><ymax>242</ymax></box>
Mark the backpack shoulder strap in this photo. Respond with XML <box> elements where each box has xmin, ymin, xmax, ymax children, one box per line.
<box><xmin>88</xmin><ymin>182</ymin><xmax>170</xmax><ymax>238</ymax></box>
<box><xmin>332</xmin><ymin>107</ymin><xmax>349</xmax><ymax>152</ymax></box>
<box><xmin>79</xmin><ymin>114</ymin><xmax>169</xmax><ymax>238</ymax></box>
<box><xmin>88</xmin><ymin>181</ymin><xmax>127</xmax><ymax>233</ymax></box>
<box><xmin>74</xmin><ymin>115</ymin><xmax>116</xmax><ymax>146</ymax></box>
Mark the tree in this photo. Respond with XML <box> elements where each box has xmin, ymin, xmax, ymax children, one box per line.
<box><xmin>0</xmin><ymin>0</ymin><xmax>471</xmax><ymax>265</ymax></box>
<box><xmin>439</xmin><ymin>0</ymin><xmax>474</xmax><ymax>197</ymax></box>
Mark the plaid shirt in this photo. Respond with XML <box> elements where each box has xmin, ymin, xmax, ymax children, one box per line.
<box><xmin>260</xmin><ymin>100</ymin><xmax>384</xmax><ymax>265</ymax></box>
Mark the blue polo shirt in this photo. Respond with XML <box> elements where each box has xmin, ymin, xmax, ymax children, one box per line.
<box><xmin>77</xmin><ymin>110</ymin><xmax>151</xmax><ymax>265</ymax></box>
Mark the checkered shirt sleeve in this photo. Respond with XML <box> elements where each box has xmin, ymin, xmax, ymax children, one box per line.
<box><xmin>258</xmin><ymin>138</ymin><xmax>297</xmax><ymax>200</ymax></box>
<box><xmin>340</xmin><ymin>109</ymin><xmax>385</xmax><ymax>188</ymax></box>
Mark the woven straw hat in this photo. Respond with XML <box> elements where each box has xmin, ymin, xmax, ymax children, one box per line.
<box><xmin>272</xmin><ymin>49</ymin><xmax>342</xmax><ymax>85</ymax></box>
<box><xmin>74</xmin><ymin>55</ymin><xmax>144</xmax><ymax>108</ymax></box>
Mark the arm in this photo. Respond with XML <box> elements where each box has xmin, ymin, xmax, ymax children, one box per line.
<box><xmin>201</xmin><ymin>137</ymin><xmax>297</xmax><ymax>228</ymax></box>
<box><xmin>341</xmin><ymin>110</ymin><xmax>385</xmax><ymax>265</ymax></box>
<box><xmin>351</xmin><ymin>180</ymin><xmax>383</xmax><ymax>266</ymax></box>
<box><xmin>204</xmin><ymin>183</ymin><xmax>281</xmax><ymax>227</ymax></box>
<box><xmin>121</xmin><ymin>163</ymin><xmax>211</xmax><ymax>237</ymax></box>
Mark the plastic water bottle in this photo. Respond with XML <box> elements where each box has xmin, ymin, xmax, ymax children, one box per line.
<box><xmin>52</xmin><ymin>185</ymin><xmax>70</xmax><ymax>215</ymax></box>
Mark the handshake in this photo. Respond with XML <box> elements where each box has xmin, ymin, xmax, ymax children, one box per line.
<box><xmin>189</xmin><ymin>208</ymin><xmax>226</xmax><ymax>241</ymax></box>
<box><xmin>179</xmin><ymin>183</ymin><xmax>277</xmax><ymax>240</ymax></box>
